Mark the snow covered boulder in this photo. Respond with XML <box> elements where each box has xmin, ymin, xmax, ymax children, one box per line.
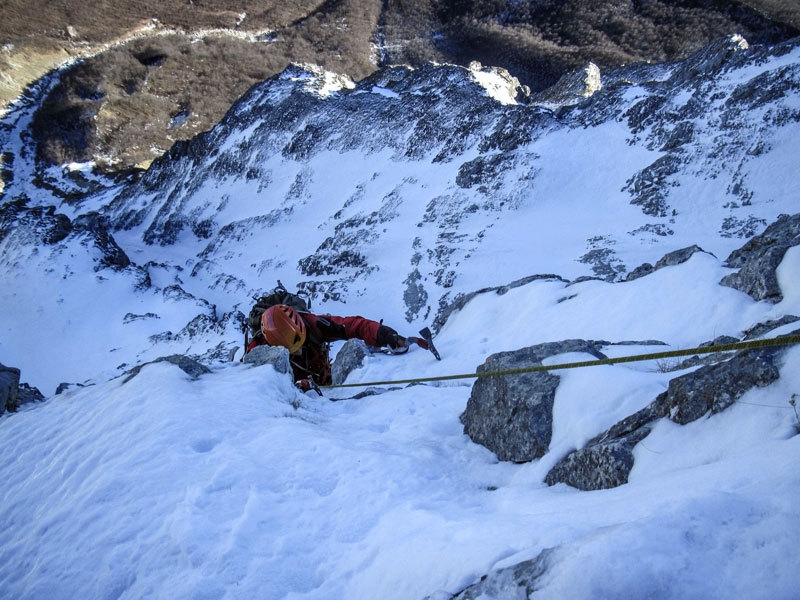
<box><xmin>625</xmin><ymin>244</ymin><xmax>710</xmax><ymax>281</ymax></box>
<box><xmin>721</xmin><ymin>212</ymin><xmax>800</xmax><ymax>303</ymax></box>
<box><xmin>545</xmin><ymin>334</ymin><xmax>793</xmax><ymax>490</ymax></box>
<box><xmin>544</xmin><ymin>400</ymin><xmax>665</xmax><ymax>491</ymax></box>
<box><xmin>436</xmin><ymin>549</ymin><xmax>554</xmax><ymax>599</ymax></box>
<box><xmin>662</xmin><ymin>341</ymin><xmax>784</xmax><ymax>425</ymax></box>
<box><xmin>461</xmin><ymin>340</ymin><xmax>607</xmax><ymax>462</ymax></box>
<box><xmin>122</xmin><ymin>355</ymin><xmax>211</xmax><ymax>383</ymax></box>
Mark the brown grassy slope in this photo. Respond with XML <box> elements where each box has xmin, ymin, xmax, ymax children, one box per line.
<box><xmin>418</xmin><ymin>0</ymin><xmax>800</xmax><ymax>89</ymax></box>
<box><xmin>2</xmin><ymin>0</ymin><xmax>798</xmax><ymax>174</ymax></box>
<box><xmin>0</xmin><ymin>1</ymin><xmax>327</xmax><ymax>43</ymax></box>
<box><xmin>19</xmin><ymin>0</ymin><xmax>383</xmax><ymax>170</ymax></box>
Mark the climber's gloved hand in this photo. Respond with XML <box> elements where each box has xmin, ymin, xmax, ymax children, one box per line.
<box><xmin>295</xmin><ymin>379</ymin><xmax>322</xmax><ymax>396</ymax></box>
<box><xmin>376</xmin><ymin>325</ymin><xmax>404</xmax><ymax>349</ymax></box>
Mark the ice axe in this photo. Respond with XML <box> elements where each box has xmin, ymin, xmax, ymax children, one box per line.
<box><xmin>405</xmin><ymin>327</ymin><xmax>442</xmax><ymax>360</ymax></box>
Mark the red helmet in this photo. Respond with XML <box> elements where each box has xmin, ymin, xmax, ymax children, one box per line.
<box><xmin>261</xmin><ymin>305</ymin><xmax>306</xmax><ymax>354</ymax></box>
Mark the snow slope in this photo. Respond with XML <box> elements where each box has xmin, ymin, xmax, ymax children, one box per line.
<box><xmin>0</xmin><ymin>252</ymin><xmax>799</xmax><ymax>599</ymax></box>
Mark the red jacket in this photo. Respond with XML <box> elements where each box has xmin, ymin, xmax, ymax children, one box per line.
<box><xmin>246</xmin><ymin>313</ymin><xmax>382</xmax><ymax>385</ymax></box>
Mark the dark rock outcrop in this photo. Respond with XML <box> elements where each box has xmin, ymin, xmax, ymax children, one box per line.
<box><xmin>626</xmin><ymin>244</ymin><xmax>709</xmax><ymax>281</ymax></box>
<box><xmin>720</xmin><ymin>212</ymin><xmax>800</xmax><ymax>302</ymax></box>
<box><xmin>242</xmin><ymin>346</ymin><xmax>291</xmax><ymax>376</ymax></box>
<box><xmin>122</xmin><ymin>355</ymin><xmax>211</xmax><ymax>383</ymax></box>
<box><xmin>72</xmin><ymin>211</ymin><xmax>131</xmax><ymax>270</ymax></box>
<box><xmin>433</xmin><ymin>274</ymin><xmax>567</xmax><ymax>334</ymax></box>
<box><xmin>663</xmin><ymin>343</ymin><xmax>783</xmax><ymax>424</ymax></box>
<box><xmin>433</xmin><ymin>548</ymin><xmax>556</xmax><ymax>600</ymax></box>
<box><xmin>460</xmin><ymin>340</ymin><xmax>607</xmax><ymax>462</ymax></box>
<box><xmin>545</xmin><ymin>332</ymin><xmax>794</xmax><ymax>490</ymax></box>
<box><xmin>1</xmin><ymin>363</ymin><xmax>44</xmax><ymax>414</ymax></box>
<box><xmin>744</xmin><ymin>315</ymin><xmax>800</xmax><ymax>339</ymax></box>
<box><xmin>331</xmin><ymin>339</ymin><xmax>370</xmax><ymax>385</ymax></box>
<box><xmin>0</xmin><ymin>363</ymin><xmax>21</xmax><ymax>414</ymax></box>
<box><xmin>544</xmin><ymin>393</ymin><xmax>668</xmax><ymax>491</ymax></box>
<box><xmin>0</xmin><ymin>200</ymin><xmax>132</xmax><ymax>271</ymax></box>
<box><xmin>16</xmin><ymin>383</ymin><xmax>45</xmax><ymax>406</ymax></box>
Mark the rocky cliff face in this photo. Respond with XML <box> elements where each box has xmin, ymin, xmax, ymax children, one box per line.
<box><xmin>96</xmin><ymin>35</ymin><xmax>800</xmax><ymax>323</ymax></box>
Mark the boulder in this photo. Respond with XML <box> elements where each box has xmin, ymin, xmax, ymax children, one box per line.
<box><xmin>17</xmin><ymin>383</ymin><xmax>45</xmax><ymax>406</ymax></box>
<box><xmin>0</xmin><ymin>364</ymin><xmax>44</xmax><ymax>414</ymax></box>
<box><xmin>460</xmin><ymin>340</ymin><xmax>606</xmax><ymax>462</ymax></box>
<box><xmin>433</xmin><ymin>548</ymin><xmax>555</xmax><ymax>600</ymax></box>
<box><xmin>242</xmin><ymin>345</ymin><xmax>291</xmax><ymax>375</ymax></box>
<box><xmin>1</xmin><ymin>363</ymin><xmax>21</xmax><ymax>414</ymax></box>
<box><xmin>720</xmin><ymin>212</ymin><xmax>800</xmax><ymax>302</ymax></box>
<box><xmin>545</xmin><ymin>333</ymin><xmax>794</xmax><ymax>490</ymax></box>
<box><xmin>56</xmin><ymin>382</ymin><xmax>88</xmax><ymax>395</ymax></box>
<box><xmin>744</xmin><ymin>315</ymin><xmax>800</xmax><ymax>339</ymax></box>
<box><xmin>331</xmin><ymin>339</ymin><xmax>370</xmax><ymax>385</ymax></box>
<box><xmin>663</xmin><ymin>343</ymin><xmax>782</xmax><ymax>424</ymax></box>
<box><xmin>122</xmin><ymin>354</ymin><xmax>212</xmax><ymax>383</ymax></box>
<box><xmin>545</xmin><ymin>395</ymin><xmax>668</xmax><ymax>490</ymax></box>
<box><xmin>654</xmin><ymin>244</ymin><xmax>709</xmax><ymax>269</ymax></box>
<box><xmin>624</xmin><ymin>262</ymin><xmax>655</xmax><ymax>281</ymax></box>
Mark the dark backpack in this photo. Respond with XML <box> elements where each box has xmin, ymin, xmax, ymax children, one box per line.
<box><xmin>247</xmin><ymin>281</ymin><xmax>310</xmax><ymax>337</ymax></box>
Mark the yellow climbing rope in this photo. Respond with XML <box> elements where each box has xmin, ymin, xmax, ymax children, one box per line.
<box><xmin>324</xmin><ymin>334</ymin><xmax>800</xmax><ymax>389</ymax></box>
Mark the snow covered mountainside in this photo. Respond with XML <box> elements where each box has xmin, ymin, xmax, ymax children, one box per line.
<box><xmin>1</xmin><ymin>34</ymin><xmax>800</xmax><ymax>599</ymax></box>
<box><xmin>0</xmin><ymin>34</ymin><xmax>797</xmax><ymax>391</ymax></box>
<box><xmin>3</xmin><ymin>35</ymin><xmax>800</xmax><ymax>393</ymax></box>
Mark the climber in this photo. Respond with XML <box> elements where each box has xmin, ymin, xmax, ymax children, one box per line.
<box><xmin>245</xmin><ymin>304</ymin><xmax>406</xmax><ymax>391</ymax></box>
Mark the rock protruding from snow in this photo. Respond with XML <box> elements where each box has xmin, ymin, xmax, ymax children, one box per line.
<box><xmin>460</xmin><ymin>340</ymin><xmax>607</xmax><ymax>462</ymax></box>
<box><xmin>0</xmin><ymin>201</ymin><xmax>131</xmax><ymax>271</ymax></box>
<box><xmin>278</xmin><ymin>63</ymin><xmax>356</xmax><ymax>98</ymax></box>
<box><xmin>0</xmin><ymin>363</ymin><xmax>44</xmax><ymax>414</ymax></box>
<box><xmin>122</xmin><ymin>355</ymin><xmax>212</xmax><ymax>383</ymax></box>
<box><xmin>670</xmin><ymin>34</ymin><xmax>749</xmax><ymax>86</ymax></box>
<box><xmin>544</xmin><ymin>398</ymin><xmax>668</xmax><ymax>491</ymax></box>
<box><xmin>626</xmin><ymin>244</ymin><xmax>710</xmax><ymax>281</ymax></box>
<box><xmin>468</xmin><ymin>61</ymin><xmax>530</xmax><ymax>105</ymax></box>
<box><xmin>720</xmin><ymin>212</ymin><xmax>800</xmax><ymax>302</ymax></box>
<box><xmin>531</xmin><ymin>62</ymin><xmax>601</xmax><ymax>109</ymax></box>
<box><xmin>242</xmin><ymin>345</ymin><xmax>291</xmax><ymax>375</ymax></box>
<box><xmin>545</xmin><ymin>333</ymin><xmax>794</xmax><ymax>490</ymax></box>
<box><xmin>663</xmin><ymin>342</ymin><xmax>783</xmax><ymax>424</ymax></box>
<box><xmin>0</xmin><ymin>363</ymin><xmax>20</xmax><ymax>414</ymax></box>
<box><xmin>331</xmin><ymin>339</ymin><xmax>370</xmax><ymax>385</ymax></box>
<box><xmin>433</xmin><ymin>549</ymin><xmax>555</xmax><ymax>600</ymax></box>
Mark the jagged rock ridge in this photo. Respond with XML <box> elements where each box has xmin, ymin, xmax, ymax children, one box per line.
<box><xmin>114</xmin><ymin>37</ymin><xmax>796</xmax><ymax>318</ymax></box>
